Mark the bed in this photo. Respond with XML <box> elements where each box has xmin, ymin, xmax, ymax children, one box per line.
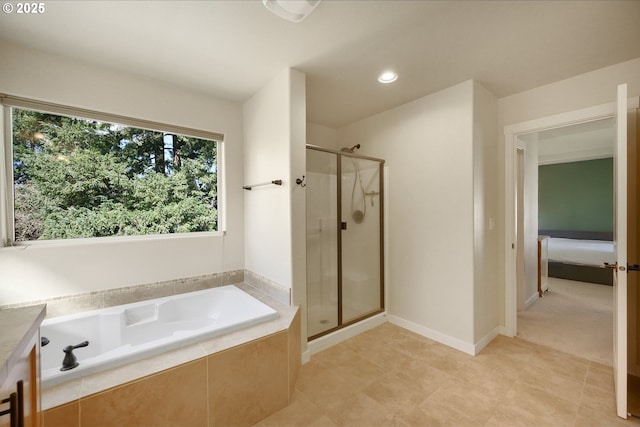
<box><xmin>539</xmin><ymin>230</ymin><xmax>615</xmax><ymax>285</ymax></box>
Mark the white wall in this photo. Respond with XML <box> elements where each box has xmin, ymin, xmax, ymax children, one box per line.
<box><xmin>0</xmin><ymin>40</ymin><xmax>245</xmax><ymax>305</ymax></box>
<box><xmin>243</xmin><ymin>68</ymin><xmax>307</xmax><ymax>353</ymax></box>
<box><xmin>338</xmin><ymin>80</ymin><xmax>477</xmax><ymax>347</ymax></box>
<box><xmin>243</xmin><ymin>68</ymin><xmax>306</xmax><ymax>294</ymax></box>
<box><xmin>307</xmin><ymin>122</ymin><xmax>338</xmax><ymax>151</ymax></box>
<box><xmin>497</xmin><ymin>57</ymin><xmax>640</xmax><ymax>325</ymax></box>
<box><xmin>472</xmin><ymin>82</ymin><xmax>500</xmax><ymax>343</ymax></box>
<box><xmin>289</xmin><ymin>69</ymin><xmax>308</xmax><ymax>352</ymax></box>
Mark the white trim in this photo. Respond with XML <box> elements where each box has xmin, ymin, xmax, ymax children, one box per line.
<box><xmin>524</xmin><ymin>292</ymin><xmax>539</xmax><ymax>310</ymax></box>
<box><xmin>614</xmin><ymin>84</ymin><xmax>629</xmax><ymax>419</ymax></box>
<box><xmin>309</xmin><ymin>313</ymin><xmax>501</xmax><ymax>357</ymax></box>
<box><xmin>473</xmin><ymin>326</ymin><xmax>501</xmax><ymax>356</ymax></box>
<box><xmin>0</xmin><ymin>94</ymin><xmax>225</xmax><ymax>142</ymax></box>
<box><xmin>538</xmin><ymin>148</ymin><xmax>613</xmax><ymax>166</ymax></box>
<box><xmin>7</xmin><ymin>230</ymin><xmax>225</xmax><ymax>249</ymax></box>
<box><xmin>2</xmin><ymin>101</ymin><xmax>225</xmax><ymax>246</ymax></box>
<box><xmin>387</xmin><ymin>315</ymin><xmax>475</xmax><ymax>355</ymax></box>
<box><xmin>307</xmin><ymin>312</ymin><xmax>387</xmax><ymax>356</ymax></box>
<box><xmin>504</xmin><ymin>130</ymin><xmax>517</xmax><ymax>337</ymax></box>
<box><xmin>505</xmin><ymin>101</ymin><xmax>627</xmax><ymax>136</ymax></box>
<box><xmin>503</xmin><ymin>96</ymin><xmax>640</xmax><ymax>339</ymax></box>
<box><xmin>0</xmin><ymin>106</ymin><xmax>10</xmax><ymax>246</ymax></box>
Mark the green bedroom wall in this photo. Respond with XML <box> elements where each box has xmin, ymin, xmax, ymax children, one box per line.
<box><xmin>538</xmin><ymin>158</ymin><xmax>613</xmax><ymax>232</ymax></box>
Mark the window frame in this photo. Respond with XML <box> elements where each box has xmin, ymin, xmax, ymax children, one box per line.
<box><xmin>1</xmin><ymin>95</ymin><xmax>225</xmax><ymax>247</ymax></box>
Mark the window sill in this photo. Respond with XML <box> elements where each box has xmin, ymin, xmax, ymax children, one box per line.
<box><xmin>4</xmin><ymin>230</ymin><xmax>226</xmax><ymax>250</ymax></box>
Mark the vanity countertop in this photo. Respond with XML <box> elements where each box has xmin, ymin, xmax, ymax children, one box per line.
<box><xmin>0</xmin><ymin>304</ymin><xmax>46</xmax><ymax>387</ymax></box>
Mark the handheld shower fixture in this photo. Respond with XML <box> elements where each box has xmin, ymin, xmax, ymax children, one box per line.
<box><xmin>339</xmin><ymin>144</ymin><xmax>366</xmax><ymax>223</ymax></box>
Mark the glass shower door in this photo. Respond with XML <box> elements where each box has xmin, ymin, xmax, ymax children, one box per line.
<box><xmin>306</xmin><ymin>146</ymin><xmax>384</xmax><ymax>340</ymax></box>
<box><xmin>306</xmin><ymin>149</ymin><xmax>339</xmax><ymax>337</ymax></box>
<box><xmin>340</xmin><ymin>155</ymin><xmax>383</xmax><ymax>323</ymax></box>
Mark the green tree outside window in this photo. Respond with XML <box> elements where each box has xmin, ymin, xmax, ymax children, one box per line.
<box><xmin>12</xmin><ymin>108</ymin><xmax>218</xmax><ymax>241</ymax></box>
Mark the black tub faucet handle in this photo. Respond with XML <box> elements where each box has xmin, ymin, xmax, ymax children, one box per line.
<box><xmin>60</xmin><ymin>341</ymin><xmax>89</xmax><ymax>371</ymax></box>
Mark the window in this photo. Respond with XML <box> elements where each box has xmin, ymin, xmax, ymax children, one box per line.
<box><xmin>2</xmin><ymin>97</ymin><xmax>222</xmax><ymax>243</ymax></box>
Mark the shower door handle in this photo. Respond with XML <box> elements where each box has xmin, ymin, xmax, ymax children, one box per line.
<box><xmin>341</xmin><ymin>222</ymin><xmax>347</xmax><ymax>230</ymax></box>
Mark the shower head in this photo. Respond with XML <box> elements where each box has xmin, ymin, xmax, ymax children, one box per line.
<box><xmin>340</xmin><ymin>144</ymin><xmax>361</xmax><ymax>153</ymax></box>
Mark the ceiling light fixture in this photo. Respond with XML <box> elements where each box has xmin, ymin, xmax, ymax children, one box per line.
<box><xmin>378</xmin><ymin>71</ymin><xmax>398</xmax><ymax>84</ymax></box>
<box><xmin>263</xmin><ymin>0</ymin><xmax>322</xmax><ymax>23</ymax></box>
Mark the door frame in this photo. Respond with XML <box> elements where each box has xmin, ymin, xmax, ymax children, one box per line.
<box><xmin>503</xmin><ymin>98</ymin><xmax>639</xmax><ymax>337</ymax></box>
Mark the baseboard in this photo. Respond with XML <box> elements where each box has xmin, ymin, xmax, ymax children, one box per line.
<box><xmin>524</xmin><ymin>291</ymin><xmax>539</xmax><ymax>310</ymax></box>
<box><xmin>306</xmin><ymin>313</ymin><xmax>501</xmax><ymax>358</ymax></box>
<box><xmin>473</xmin><ymin>326</ymin><xmax>501</xmax><ymax>355</ymax></box>
<box><xmin>307</xmin><ymin>312</ymin><xmax>388</xmax><ymax>356</ymax></box>
<box><xmin>386</xmin><ymin>315</ymin><xmax>475</xmax><ymax>356</ymax></box>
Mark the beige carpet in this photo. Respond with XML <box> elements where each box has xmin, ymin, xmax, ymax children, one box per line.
<box><xmin>517</xmin><ymin>277</ymin><xmax>613</xmax><ymax>366</ymax></box>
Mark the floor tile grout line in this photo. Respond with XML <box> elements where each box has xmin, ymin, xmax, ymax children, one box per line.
<box><xmin>573</xmin><ymin>363</ymin><xmax>590</xmax><ymax>426</ymax></box>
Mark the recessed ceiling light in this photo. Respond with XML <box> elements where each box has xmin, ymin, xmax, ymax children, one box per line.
<box><xmin>263</xmin><ymin>0</ymin><xmax>322</xmax><ymax>23</ymax></box>
<box><xmin>378</xmin><ymin>71</ymin><xmax>398</xmax><ymax>84</ymax></box>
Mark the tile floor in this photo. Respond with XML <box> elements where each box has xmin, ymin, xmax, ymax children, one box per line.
<box><xmin>254</xmin><ymin>323</ymin><xmax>640</xmax><ymax>427</ymax></box>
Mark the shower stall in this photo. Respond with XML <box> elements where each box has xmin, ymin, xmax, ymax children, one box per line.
<box><xmin>306</xmin><ymin>144</ymin><xmax>385</xmax><ymax>340</ymax></box>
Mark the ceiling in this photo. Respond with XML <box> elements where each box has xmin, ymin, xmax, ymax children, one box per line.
<box><xmin>1</xmin><ymin>1</ymin><xmax>639</xmax><ymax>128</ymax></box>
<box><xmin>521</xmin><ymin>118</ymin><xmax>615</xmax><ymax>165</ymax></box>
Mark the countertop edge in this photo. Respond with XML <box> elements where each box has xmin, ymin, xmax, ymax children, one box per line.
<box><xmin>0</xmin><ymin>304</ymin><xmax>46</xmax><ymax>387</ymax></box>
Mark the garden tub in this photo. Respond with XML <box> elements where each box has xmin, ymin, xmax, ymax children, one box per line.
<box><xmin>40</xmin><ymin>285</ymin><xmax>279</xmax><ymax>388</ymax></box>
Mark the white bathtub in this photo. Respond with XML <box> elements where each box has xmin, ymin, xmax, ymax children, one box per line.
<box><xmin>40</xmin><ymin>285</ymin><xmax>278</xmax><ymax>388</ymax></box>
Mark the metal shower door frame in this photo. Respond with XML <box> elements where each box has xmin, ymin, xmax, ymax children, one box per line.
<box><xmin>306</xmin><ymin>144</ymin><xmax>385</xmax><ymax>341</ymax></box>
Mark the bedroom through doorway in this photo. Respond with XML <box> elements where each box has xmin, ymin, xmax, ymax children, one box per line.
<box><xmin>515</xmin><ymin>118</ymin><xmax>616</xmax><ymax>365</ymax></box>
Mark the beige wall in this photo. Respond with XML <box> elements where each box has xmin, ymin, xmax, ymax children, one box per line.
<box><xmin>289</xmin><ymin>70</ymin><xmax>308</xmax><ymax>353</ymax></box>
<box><xmin>0</xmin><ymin>41</ymin><xmax>245</xmax><ymax>305</ymax></box>
<box><xmin>497</xmin><ymin>57</ymin><xmax>640</xmax><ymax>326</ymax></box>
<box><xmin>244</xmin><ymin>68</ymin><xmax>294</xmax><ymax>289</ymax></box>
<box><xmin>472</xmin><ymin>82</ymin><xmax>500</xmax><ymax>343</ymax></box>
<box><xmin>307</xmin><ymin>122</ymin><xmax>338</xmax><ymax>150</ymax></box>
<box><xmin>243</xmin><ymin>67</ymin><xmax>307</xmax><ymax>352</ymax></box>
<box><xmin>337</xmin><ymin>80</ymin><xmax>477</xmax><ymax>348</ymax></box>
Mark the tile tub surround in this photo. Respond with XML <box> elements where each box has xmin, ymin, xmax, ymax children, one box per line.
<box><xmin>0</xmin><ymin>270</ymin><xmax>245</xmax><ymax>319</ymax></box>
<box><xmin>244</xmin><ymin>270</ymin><xmax>291</xmax><ymax>306</ymax></box>
<box><xmin>42</xmin><ymin>284</ymin><xmax>301</xmax><ymax>427</ymax></box>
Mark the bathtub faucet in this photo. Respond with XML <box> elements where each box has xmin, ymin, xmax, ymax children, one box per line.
<box><xmin>60</xmin><ymin>341</ymin><xmax>89</xmax><ymax>371</ymax></box>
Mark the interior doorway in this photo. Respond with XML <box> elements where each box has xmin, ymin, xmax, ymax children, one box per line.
<box><xmin>504</xmin><ymin>100</ymin><xmax>628</xmax><ymax>338</ymax></box>
<box><xmin>513</xmin><ymin>119</ymin><xmax>616</xmax><ymax>365</ymax></box>
<box><xmin>504</xmin><ymin>95</ymin><xmax>640</xmax><ymax>419</ymax></box>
